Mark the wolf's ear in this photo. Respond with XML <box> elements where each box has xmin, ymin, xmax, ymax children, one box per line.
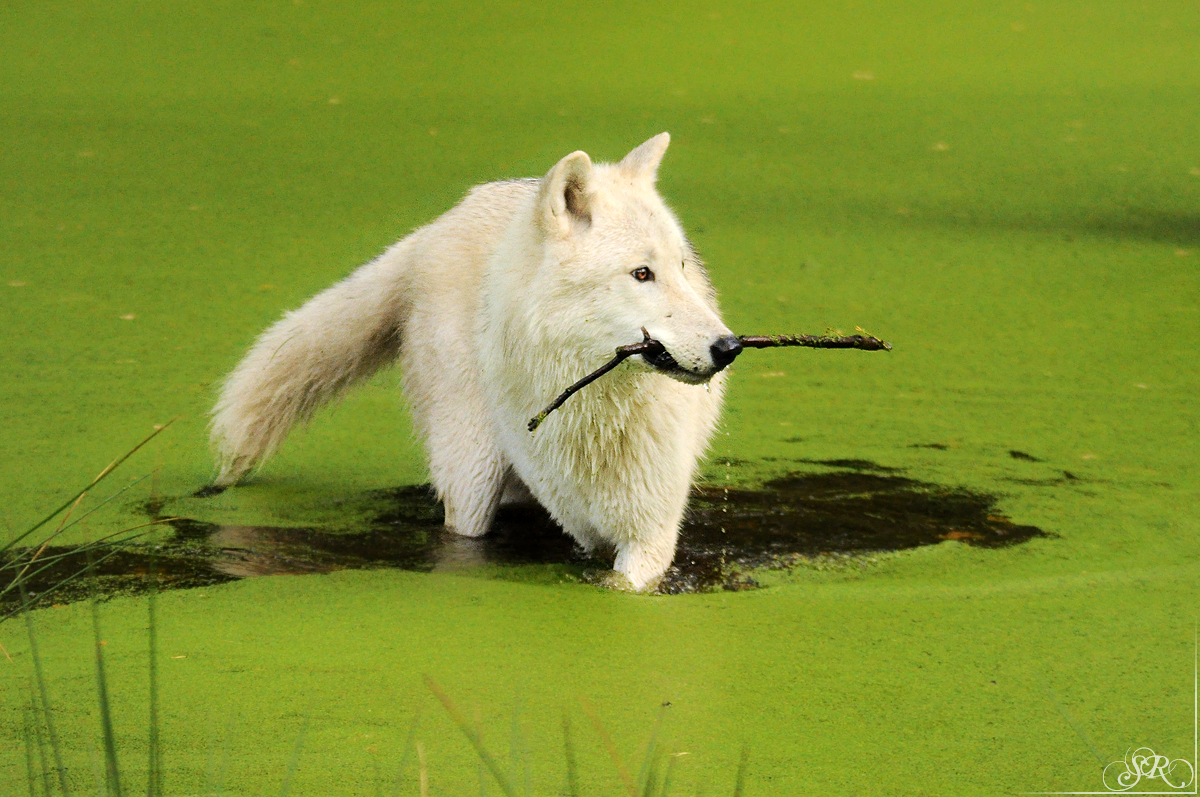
<box><xmin>619</xmin><ymin>132</ymin><xmax>670</xmax><ymax>182</ymax></box>
<box><xmin>539</xmin><ymin>150</ymin><xmax>594</xmax><ymax>236</ymax></box>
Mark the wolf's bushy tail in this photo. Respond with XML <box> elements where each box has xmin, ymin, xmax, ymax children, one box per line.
<box><xmin>210</xmin><ymin>247</ymin><xmax>412</xmax><ymax>486</ymax></box>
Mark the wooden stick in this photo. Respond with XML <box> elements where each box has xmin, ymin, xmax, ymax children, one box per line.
<box><xmin>527</xmin><ymin>331</ymin><xmax>890</xmax><ymax>431</ymax></box>
<box><xmin>526</xmin><ymin>329</ymin><xmax>664</xmax><ymax>432</ymax></box>
<box><xmin>738</xmin><ymin>333</ymin><xmax>891</xmax><ymax>351</ymax></box>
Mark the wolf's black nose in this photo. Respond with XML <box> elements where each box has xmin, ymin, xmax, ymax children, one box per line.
<box><xmin>710</xmin><ymin>335</ymin><xmax>743</xmax><ymax>370</ymax></box>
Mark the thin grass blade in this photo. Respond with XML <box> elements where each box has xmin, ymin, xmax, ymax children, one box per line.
<box><xmin>0</xmin><ymin>520</ymin><xmax>159</xmax><ymax>580</ymax></box>
<box><xmin>423</xmin><ymin>675</ymin><xmax>519</xmax><ymax>797</ymax></box>
<box><xmin>370</xmin><ymin>749</ymin><xmax>385</xmax><ymax>797</ymax></box>
<box><xmin>390</xmin><ymin>706</ymin><xmax>421</xmax><ymax>797</ymax></box>
<box><xmin>659</xmin><ymin>751</ymin><xmax>681</xmax><ymax>797</ymax></box>
<box><xmin>1</xmin><ymin>420</ymin><xmax>174</xmax><ymax>556</ymax></box>
<box><xmin>1</xmin><ymin>522</ymin><xmax>165</xmax><ymax>607</ymax></box>
<box><xmin>87</xmin><ymin>749</ymin><xmax>105</xmax><ymax>797</ymax></box>
<box><xmin>508</xmin><ymin>691</ymin><xmax>531</xmax><ymax>797</ymax></box>
<box><xmin>146</xmin><ymin>576</ymin><xmax>162</xmax><ymax>797</ymax></box>
<box><xmin>91</xmin><ymin>589</ymin><xmax>123</xmax><ymax>797</ymax></box>
<box><xmin>579</xmin><ymin>698</ymin><xmax>636</xmax><ymax>797</ymax></box>
<box><xmin>35</xmin><ymin>699</ymin><xmax>53</xmax><ymax>797</ymax></box>
<box><xmin>416</xmin><ymin>741</ymin><xmax>429</xmax><ymax>797</ymax></box>
<box><xmin>732</xmin><ymin>747</ymin><xmax>749</xmax><ymax>797</ymax></box>
<box><xmin>26</xmin><ymin>686</ymin><xmax>51</xmax><ymax>797</ymax></box>
<box><xmin>640</xmin><ymin>750</ymin><xmax>662</xmax><ymax>797</ymax></box>
<box><xmin>50</xmin><ymin>474</ymin><xmax>154</xmax><ymax>544</ymax></box>
<box><xmin>636</xmin><ymin>704</ymin><xmax>667</xmax><ymax>794</ymax></box>
<box><xmin>1</xmin><ymin>525</ymin><xmax>163</xmax><ymax>619</ymax></box>
<box><xmin>508</xmin><ymin>692</ymin><xmax>520</xmax><ymax>792</ymax></box>
<box><xmin>6</xmin><ymin>491</ymin><xmax>89</xmax><ymax>593</ymax></box>
<box><xmin>1038</xmin><ymin>681</ymin><xmax>1106</xmax><ymax>765</ymax></box>
<box><xmin>203</xmin><ymin>713</ymin><xmax>236</xmax><ymax>797</ymax></box>
<box><xmin>475</xmin><ymin>708</ymin><xmax>488</xmax><ymax>797</ymax></box>
<box><xmin>24</xmin><ymin>696</ymin><xmax>39</xmax><ymax>797</ymax></box>
<box><xmin>277</xmin><ymin>717</ymin><xmax>310</xmax><ymax>797</ymax></box>
<box><xmin>562</xmin><ymin>713</ymin><xmax>580</xmax><ymax>797</ymax></box>
<box><xmin>22</xmin><ymin>584</ymin><xmax>71</xmax><ymax>796</ymax></box>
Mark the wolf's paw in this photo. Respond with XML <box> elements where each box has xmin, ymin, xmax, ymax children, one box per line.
<box><xmin>595</xmin><ymin>570</ymin><xmax>661</xmax><ymax>593</ymax></box>
<box><xmin>597</xmin><ymin>570</ymin><xmax>637</xmax><ymax>591</ymax></box>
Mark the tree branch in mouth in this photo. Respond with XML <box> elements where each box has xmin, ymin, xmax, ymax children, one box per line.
<box><xmin>527</xmin><ymin>330</ymin><xmax>891</xmax><ymax>432</ymax></box>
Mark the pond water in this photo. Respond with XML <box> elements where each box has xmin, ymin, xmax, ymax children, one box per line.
<box><xmin>4</xmin><ymin>464</ymin><xmax>1046</xmax><ymax>609</ymax></box>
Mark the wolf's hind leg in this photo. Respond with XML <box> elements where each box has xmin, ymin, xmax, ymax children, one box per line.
<box><xmin>427</xmin><ymin>428</ymin><xmax>507</xmax><ymax>539</ymax></box>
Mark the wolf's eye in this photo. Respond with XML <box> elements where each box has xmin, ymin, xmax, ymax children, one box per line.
<box><xmin>632</xmin><ymin>266</ymin><xmax>655</xmax><ymax>282</ymax></box>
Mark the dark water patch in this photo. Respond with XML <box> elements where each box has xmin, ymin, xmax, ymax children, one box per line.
<box><xmin>1009</xmin><ymin>450</ymin><xmax>1042</xmax><ymax>462</ymax></box>
<box><xmin>4</xmin><ymin>470</ymin><xmax>1049</xmax><ymax>605</ymax></box>
<box><xmin>666</xmin><ymin>471</ymin><xmax>1049</xmax><ymax>591</ymax></box>
<box><xmin>894</xmin><ymin>205</ymin><xmax>1200</xmax><ymax>247</ymax></box>
<box><xmin>909</xmin><ymin>443</ymin><xmax>949</xmax><ymax>450</ymax></box>
<box><xmin>792</xmin><ymin>458</ymin><xmax>901</xmax><ymax>473</ymax></box>
<box><xmin>1005</xmin><ymin>470</ymin><xmax>1085</xmax><ymax>487</ymax></box>
<box><xmin>193</xmin><ymin>485</ymin><xmax>227</xmax><ymax>498</ymax></box>
<box><xmin>2</xmin><ymin>538</ymin><xmax>237</xmax><ymax>614</ymax></box>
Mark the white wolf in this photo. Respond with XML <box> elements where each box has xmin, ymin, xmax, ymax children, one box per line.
<box><xmin>210</xmin><ymin>133</ymin><xmax>743</xmax><ymax>590</ymax></box>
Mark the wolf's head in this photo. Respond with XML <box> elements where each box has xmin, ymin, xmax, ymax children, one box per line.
<box><xmin>533</xmin><ymin>133</ymin><xmax>741</xmax><ymax>384</ymax></box>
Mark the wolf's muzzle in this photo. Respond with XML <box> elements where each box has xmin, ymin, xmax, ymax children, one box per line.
<box><xmin>709</xmin><ymin>335</ymin><xmax>743</xmax><ymax>371</ymax></box>
<box><xmin>642</xmin><ymin>347</ymin><xmax>681</xmax><ymax>372</ymax></box>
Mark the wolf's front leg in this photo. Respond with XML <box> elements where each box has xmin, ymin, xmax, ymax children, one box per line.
<box><xmin>612</xmin><ymin>525</ymin><xmax>680</xmax><ymax>591</ymax></box>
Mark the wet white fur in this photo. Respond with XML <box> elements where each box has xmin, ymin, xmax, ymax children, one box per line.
<box><xmin>210</xmin><ymin>134</ymin><xmax>733</xmax><ymax>589</ymax></box>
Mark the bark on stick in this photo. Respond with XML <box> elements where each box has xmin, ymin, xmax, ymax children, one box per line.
<box><xmin>527</xmin><ymin>331</ymin><xmax>891</xmax><ymax>431</ymax></box>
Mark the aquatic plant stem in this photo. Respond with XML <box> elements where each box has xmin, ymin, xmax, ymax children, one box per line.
<box><xmin>6</xmin><ymin>492</ymin><xmax>88</xmax><ymax>596</ymax></box>
<box><xmin>203</xmin><ymin>713</ymin><xmax>236</xmax><ymax>797</ymax></box>
<box><xmin>562</xmin><ymin>713</ymin><xmax>580</xmax><ymax>797</ymax></box>
<box><xmin>423</xmin><ymin>675</ymin><xmax>519</xmax><ymax>797</ymax></box>
<box><xmin>579</xmin><ymin>698</ymin><xmax>637</xmax><ymax>797</ymax></box>
<box><xmin>32</xmin><ymin>684</ymin><xmax>53</xmax><ymax>797</ymax></box>
<box><xmin>527</xmin><ymin>332</ymin><xmax>890</xmax><ymax>431</ymax></box>
<box><xmin>370</xmin><ymin>750</ymin><xmax>385</xmax><ymax>797</ymax></box>
<box><xmin>417</xmin><ymin>742</ymin><xmax>429</xmax><ymax>797</ymax></box>
<box><xmin>92</xmin><ymin>596</ymin><xmax>123</xmax><ymax>797</ymax></box>
<box><xmin>23</xmin><ymin>695</ymin><xmax>38</xmax><ymax>797</ymax></box>
<box><xmin>1</xmin><ymin>521</ymin><xmax>173</xmax><ymax>621</ymax></box>
<box><xmin>475</xmin><ymin>708</ymin><xmax>489</xmax><ymax>797</ymax></box>
<box><xmin>659</xmin><ymin>751</ymin><xmax>682</xmax><ymax>797</ymax></box>
<box><xmin>1037</xmin><ymin>681</ymin><xmax>1106</xmax><ymax>765</ymax></box>
<box><xmin>732</xmin><ymin>746</ymin><xmax>749</xmax><ymax>797</ymax></box>
<box><xmin>636</xmin><ymin>704</ymin><xmax>668</xmax><ymax>795</ymax></box>
<box><xmin>146</xmin><ymin>575</ymin><xmax>163</xmax><ymax>797</ymax></box>
<box><xmin>21</xmin><ymin>583</ymin><xmax>71</xmax><ymax>796</ymax></box>
<box><xmin>390</xmin><ymin>707</ymin><xmax>421</xmax><ymax>797</ymax></box>
<box><xmin>1</xmin><ymin>419</ymin><xmax>175</xmax><ymax>556</ymax></box>
<box><xmin>278</xmin><ymin>717</ymin><xmax>310</xmax><ymax>797</ymax></box>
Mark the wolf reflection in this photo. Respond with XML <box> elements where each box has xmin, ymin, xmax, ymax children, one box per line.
<box><xmin>200</xmin><ymin>469</ymin><xmax>1049</xmax><ymax>592</ymax></box>
<box><xmin>2</xmin><ymin>468</ymin><xmax>1050</xmax><ymax>609</ymax></box>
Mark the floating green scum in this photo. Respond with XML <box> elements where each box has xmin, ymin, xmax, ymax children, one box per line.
<box><xmin>1</xmin><ymin>0</ymin><xmax>1197</xmax><ymax>794</ymax></box>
